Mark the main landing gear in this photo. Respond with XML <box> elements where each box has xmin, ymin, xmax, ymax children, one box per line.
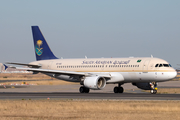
<box><xmin>150</xmin><ymin>82</ymin><xmax>157</xmax><ymax>94</ymax></box>
<box><xmin>79</xmin><ymin>86</ymin><xmax>90</xmax><ymax>93</ymax></box>
<box><xmin>114</xmin><ymin>84</ymin><xmax>124</xmax><ymax>93</ymax></box>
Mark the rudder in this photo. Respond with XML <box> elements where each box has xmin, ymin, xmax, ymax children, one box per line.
<box><xmin>31</xmin><ymin>26</ymin><xmax>58</xmax><ymax>61</ymax></box>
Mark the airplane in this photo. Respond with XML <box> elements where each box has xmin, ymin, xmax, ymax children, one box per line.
<box><xmin>6</xmin><ymin>26</ymin><xmax>177</xmax><ymax>94</ymax></box>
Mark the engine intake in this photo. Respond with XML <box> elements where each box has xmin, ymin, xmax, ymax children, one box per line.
<box><xmin>84</xmin><ymin>76</ymin><xmax>106</xmax><ymax>90</ymax></box>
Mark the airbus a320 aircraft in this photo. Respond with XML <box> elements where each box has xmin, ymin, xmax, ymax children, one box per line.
<box><xmin>6</xmin><ymin>26</ymin><xmax>177</xmax><ymax>94</ymax></box>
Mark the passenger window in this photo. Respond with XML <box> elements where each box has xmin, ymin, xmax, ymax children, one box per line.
<box><xmin>155</xmin><ymin>64</ymin><xmax>159</xmax><ymax>67</ymax></box>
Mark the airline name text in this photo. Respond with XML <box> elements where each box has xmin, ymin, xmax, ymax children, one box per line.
<box><xmin>82</xmin><ymin>60</ymin><xmax>130</xmax><ymax>65</ymax></box>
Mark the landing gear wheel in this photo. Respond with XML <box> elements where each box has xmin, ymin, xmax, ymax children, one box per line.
<box><xmin>79</xmin><ymin>86</ymin><xmax>90</xmax><ymax>93</ymax></box>
<box><xmin>84</xmin><ymin>87</ymin><xmax>90</xmax><ymax>93</ymax></box>
<box><xmin>79</xmin><ymin>86</ymin><xmax>85</xmax><ymax>93</ymax></box>
<box><xmin>114</xmin><ymin>87</ymin><xmax>119</xmax><ymax>93</ymax></box>
<box><xmin>114</xmin><ymin>86</ymin><xmax>124</xmax><ymax>93</ymax></box>
<box><xmin>150</xmin><ymin>89</ymin><xmax>157</xmax><ymax>94</ymax></box>
<box><xmin>119</xmin><ymin>87</ymin><xmax>124</xmax><ymax>93</ymax></box>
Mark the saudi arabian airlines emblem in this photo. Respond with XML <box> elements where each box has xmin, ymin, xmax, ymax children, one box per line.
<box><xmin>35</xmin><ymin>40</ymin><xmax>43</xmax><ymax>56</ymax></box>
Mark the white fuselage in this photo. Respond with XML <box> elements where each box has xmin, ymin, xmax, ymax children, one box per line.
<box><xmin>30</xmin><ymin>57</ymin><xmax>177</xmax><ymax>84</ymax></box>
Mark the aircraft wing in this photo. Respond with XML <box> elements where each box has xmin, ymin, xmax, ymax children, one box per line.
<box><xmin>5</xmin><ymin>63</ymin><xmax>111</xmax><ymax>78</ymax></box>
<box><xmin>15</xmin><ymin>67</ymin><xmax>111</xmax><ymax>78</ymax></box>
<box><xmin>6</xmin><ymin>62</ymin><xmax>41</xmax><ymax>68</ymax></box>
<box><xmin>16</xmin><ymin>67</ymin><xmax>87</xmax><ymax>76</ymax></box>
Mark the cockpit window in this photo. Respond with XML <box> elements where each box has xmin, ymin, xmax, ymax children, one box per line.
<box><xmin>163</xmin><ymin>64</ymin><xmax>169</xmax><ymax>67</ymax></box>
<box><xmin>159</xmin><ymin>64</ymin><xmax>163</xmax><ymax>67</ymax></box>
<box><xmin>155</xmin><ymin>63</ymin><xmax>172</xmax><ymax>67</ymax></box>
<box><xmin>155</xmin><ymin>64</ymin><xmax>159</xmax><ymax>67</ymax></box>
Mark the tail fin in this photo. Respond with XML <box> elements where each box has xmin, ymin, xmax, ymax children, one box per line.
<box><xmin>31</xmin><ymin>26</ymin><xmax>58</xmax><ymax>61</ymax></box>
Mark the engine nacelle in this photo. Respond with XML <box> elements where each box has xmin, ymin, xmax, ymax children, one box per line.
<box><xmin>132</xmin><ymin>82</ymin><xmax>152</xmax><ymax>90</ymax></box>
<box><xmin>84</xmin><ymin>76</ymin><xmax>106</xmax><ymax>90</ymax></box>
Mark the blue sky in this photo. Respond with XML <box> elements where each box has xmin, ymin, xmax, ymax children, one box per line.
<box><xmin>0</xmin><ymin>0</ymin><xmax>180</xmax><ymax>67</ymax></box>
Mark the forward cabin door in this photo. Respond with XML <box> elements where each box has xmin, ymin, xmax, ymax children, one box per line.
<box><xmin>143</xmin><ymin>60</ymin><xmax>150</xmax><ymax>73</ymax></box>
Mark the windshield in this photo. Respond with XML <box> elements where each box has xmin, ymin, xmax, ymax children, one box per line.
<box><xmin>155</xmin><ymin>64</ymin><xmax>172</xmax><ymax>67</ymax></box>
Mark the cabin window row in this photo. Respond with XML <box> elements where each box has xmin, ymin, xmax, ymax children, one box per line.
<box><xmin>57</xmin><ymin>65</ymin><xmax>140</xmax><ymax>68</ymax></box>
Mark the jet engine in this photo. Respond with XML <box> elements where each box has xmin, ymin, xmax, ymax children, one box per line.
<box><xmin>132</xmin><ymin>82</ymin><xmax>152</xmax><ymax>90</ymax></box>
<box><xmin>83</xmin><ymin>76</ymin><xmax>106</xmax><ymax>90</ymax></box>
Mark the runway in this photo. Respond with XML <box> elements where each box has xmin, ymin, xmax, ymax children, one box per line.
<box><xmin>0</xmin><ymin>81</ymin><xmax>180</xmax><ymax>100</ymax></box>
<box><xmin>0</xmin><ymin>92</ymin><xmax>180</xmax><ymax>100</ymax></box>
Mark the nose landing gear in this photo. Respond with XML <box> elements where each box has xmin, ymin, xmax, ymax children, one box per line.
<box><xmin>150</xmin><ymin>82</ymin><xmax>157</xmax><ymax>94</ymax></box>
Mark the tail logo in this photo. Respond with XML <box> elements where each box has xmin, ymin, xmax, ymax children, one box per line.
<box><xmin>35</xmin><ymin>40</ymin><xmax>43</xmax><ymax>56</ymax></box>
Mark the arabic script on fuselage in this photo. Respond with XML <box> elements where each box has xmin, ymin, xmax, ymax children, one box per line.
<box><xmin>82</xmin><ymin>60</ymin><xmax>130</xmax><ymax>65</ymax></box>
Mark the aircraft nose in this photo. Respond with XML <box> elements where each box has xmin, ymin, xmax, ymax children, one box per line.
<box><xmin>169</xmin><ymin>69</ymin><xmax>177</xmax><ymax>79</ymax></box>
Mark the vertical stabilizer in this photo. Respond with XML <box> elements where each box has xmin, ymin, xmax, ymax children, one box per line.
<box><xmin>31</xmin><ymin>26</ymin><xmax>58</xmax><ymax>61</ymax></box>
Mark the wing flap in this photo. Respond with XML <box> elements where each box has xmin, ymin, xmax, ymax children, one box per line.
<box><xmin>16</xmin><ymin>67</ymin><xmax>87</xmax><ymax>76</ymax></box>
<box><xmin>15</xmin><ymin>67</ymin><xmax>112</xmax><ymax>78</ymax></box>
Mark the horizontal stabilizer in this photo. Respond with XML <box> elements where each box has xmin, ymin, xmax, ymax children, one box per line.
<box><xmin>3</xmin><ymin>64</ymin><xmax>8</xmax><ymax>70</ymax></box>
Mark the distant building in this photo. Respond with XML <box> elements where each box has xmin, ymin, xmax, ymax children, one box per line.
<box><xmin>0</xmin><ymin>63</ymin><xmax>3</xmax><ymax>72</ymax></box>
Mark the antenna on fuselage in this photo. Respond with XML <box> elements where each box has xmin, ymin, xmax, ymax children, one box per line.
<box><xmin>85</xmin><ymin>56</ymin><xmax>87</xmax><ymax>59</ymax></box>
<box><xmin>151</xmin><ymin>55</ymin><xmax>153</xmax><ymax>58</ymax></box>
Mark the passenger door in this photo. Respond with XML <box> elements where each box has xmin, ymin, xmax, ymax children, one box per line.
<box><xmin>143</xmin><ymin>60</ymin><xmax>150</xmax><ymax>73</ymax></box>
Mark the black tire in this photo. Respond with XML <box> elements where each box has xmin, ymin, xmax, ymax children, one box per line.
<box><xmin>119</xmin><ymin>87</ymin><xmax>124</xmax><ymax>93</ymax></box>
<box><xmin>79</xmin><ymin>86</ymin><xmax>85</xmax><ymax>93</ymax></box>
<box><xmin>153</xmin><ymin>89</ymin><xmax>157</xmax><ymax>94</ymax></box>
<box><xmin>84</xmin><ymin>87</ymin><xmax>90</xmax><ymax>93</ymax></box>
<box><xmin>150</xmin><ymin>89</ymin><xmax>157</xmax><ymax>94</ymax></box>
<box><xmin>114</xmin><ymin>86</ymin><xmax>119</xmax><ymax>93</ymax></box>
